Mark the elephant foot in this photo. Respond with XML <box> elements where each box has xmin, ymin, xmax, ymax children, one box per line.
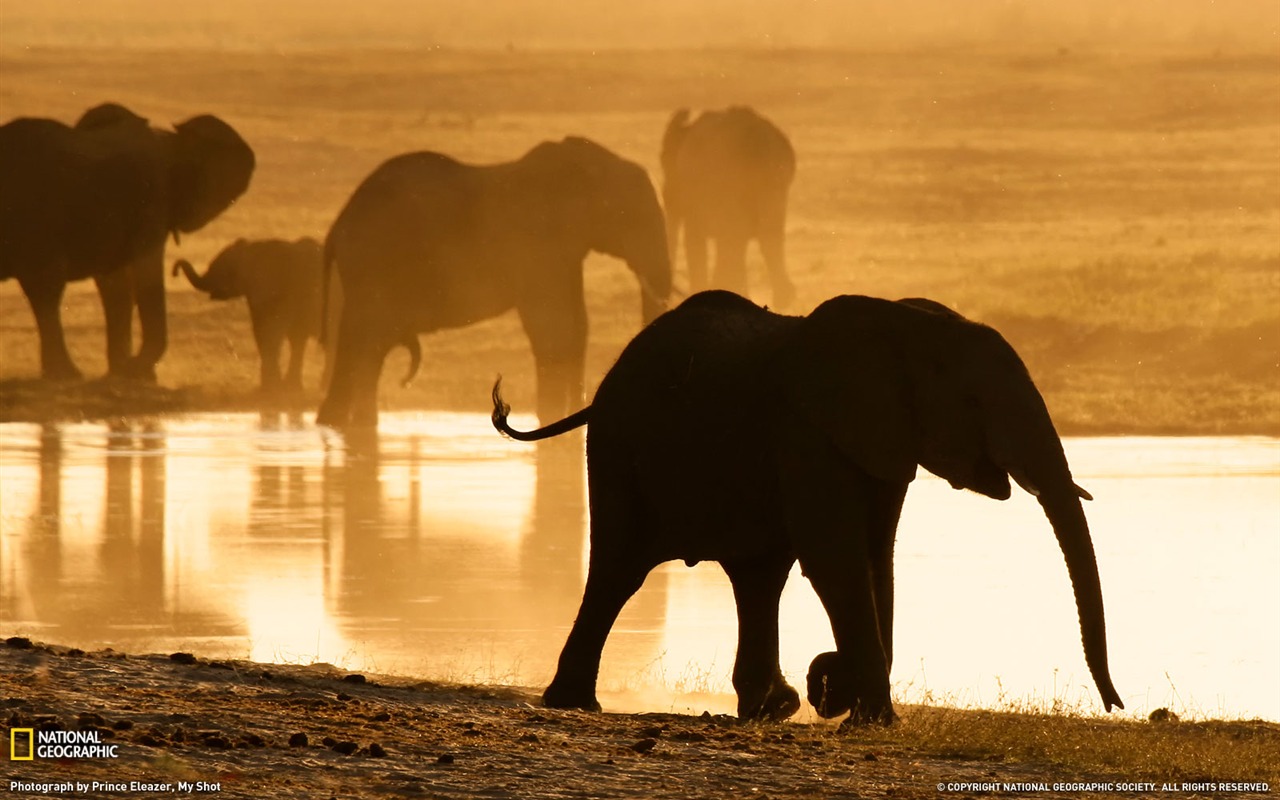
<box><xmin>738</xmin><ymin>679</ymin><xmax>801</xmax><ymax>721</ymax></box>
<box><xmin>542</xmin><ymin>680</ymin><xmax>602</xmax><ymax>713</ymax></box>
<box><xmin>807</xmin><ymin>650</ymin><xmax>896</xmax><ymax>725</ymax></box>
<box><xmin>109</xmin><ymin>358</ymin><xmax>158</xmax><ymax>383</ymax></box>
<box><xmin>839</xmin><ymin>703</ymin><xmax>899</xmax><ymax>728</ymax></box>
<box><xmin>42</xmin><ymin>363</ymin><xmax>84</xmax><ymax>382</ymax></box>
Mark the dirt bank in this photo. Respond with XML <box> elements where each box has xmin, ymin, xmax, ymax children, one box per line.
<box><xmin>4</xmin><ymin>640</ymin><xmax>1277</xmax><ymax>799</ymax></box>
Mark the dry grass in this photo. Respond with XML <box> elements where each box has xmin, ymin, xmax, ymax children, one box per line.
<box><xmin>874</xmin><ymin>703</ymin><xmax>1280</xmax><ymax>785</ymax></box>
<box><xmin>1</xmin><ymin>44</ymin><xmax>1277</xmax><ymax>431</ymax></box>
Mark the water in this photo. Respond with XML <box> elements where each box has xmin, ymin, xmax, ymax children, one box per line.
<box><xmin>1</xmin><ymin>413</ymin><xmax>1276</xmax><ymax>721</ymax></box>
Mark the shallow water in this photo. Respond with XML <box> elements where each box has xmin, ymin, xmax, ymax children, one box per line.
<box><xmin>1</xmin><ymin>413</ymin><xmax>1276</xmax><ymax>721</ymax></box>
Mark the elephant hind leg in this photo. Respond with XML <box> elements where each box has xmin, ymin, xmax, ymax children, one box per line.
<box><xmin>712</xmin><ymin>235</ymin><xmax>749</xmax><ymax>298</ymax></box>
<box><xmin>722</xmin><ymin>554</ymin><xmax>800</xmax><ymax>721</ymax></box>
<box><xmin>758</xmin><ymin>231</ymin><xmax>795</xmax><ymax>310</ymax></box>
<box><xmin>545</xmin><ymin>487</ymin><xmax>656</xmax><ymax>712</ymax></box>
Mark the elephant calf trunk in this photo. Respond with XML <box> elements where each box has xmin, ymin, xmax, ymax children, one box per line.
<box><xmin>172</xmin><ymin>259</ymin><xmax>210</xmax><ymax>292</ymax></box>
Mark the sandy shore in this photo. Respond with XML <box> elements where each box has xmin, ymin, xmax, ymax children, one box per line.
<box><xmin>0</xmin><ymin>638</ymin><xmax>1170</xmax><ymax>800</ymax></box>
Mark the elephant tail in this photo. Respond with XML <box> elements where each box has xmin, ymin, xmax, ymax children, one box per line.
<box><xmin>491</xmin><ymin>376</ymin><xmax>590</xmax><ymax>441</ymax></box>
<box><xmin>400</xmin><ymin>334</ymin><xmax>422</xmax><ymax>388</ymax></box>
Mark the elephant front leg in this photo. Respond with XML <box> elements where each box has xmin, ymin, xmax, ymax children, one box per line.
<box><xmin>19</xmin><ymin>275</ymin><xmax>81</xmax><ymax>381</ymax></box>
<box><xmin>94</xmin><ymin>269</ymin><xmax>137</xmax><ymax>378</ymax></box>
<box><xmin>868</xmin><ymin>481</ymin><xmax>908</xmax><ymax>672</ymax></box>
<box><xmin>722</xmin><ymin>555</ymin><xmax>801</xmax><ymax>721</ymax></box>
<box><xmin>128</xmin><ymin>253</ymin><xmax>168</xmax><ymax>381</ymax></box>
<box><xmin>782</xmin><ymin>450</ymin><xmax>895</xmax><ymax>725</ymax></box>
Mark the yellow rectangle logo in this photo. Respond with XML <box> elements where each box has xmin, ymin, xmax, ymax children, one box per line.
<box><xmin>10</xmin><ymin>728</ymin><xmax>35</xmax><ymax>760</ymax></box>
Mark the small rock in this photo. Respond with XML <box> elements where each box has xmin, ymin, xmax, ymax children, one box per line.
<box><xmin>242</xmin><ymin>733</ymin><xmax>266</xmax><ymax>747</ymax></box>
<box><xmin>519</xmin><ymin>733</ymin><xmax>539</xmax><ymax>743</ymax></box>
<box><xmin>1149</xmin><ymin>708</ymin><xmax>1180</xmax><ymax>724</ymax></box>
<box><xmin>462</xmin><ymin>729</ymin><xmax>482</xmax><ymax>737</ymax></box>
<box><xmin>169</xmin><ymin>652</ymin><xmax>197</xmax><ymax>665</ymax></box>
<box><xmin>5</xmin><ymin>637</ymin><xmax>33</xmax><ymax>649</ymax></box>
<box><xmin>77</xmin><ymin>712</ymin><xmax>106</xmax><ymax>726</ymax></box>
<box><xmin>331</xmin><ymin>741</ymin><xmax>359</xmax><ymax>755</ymax></box>
<box><xmin>370</xmin><ymin>712</ymin><xmax>391</xmax><ymax>722</ymax></box>
<box><xmin>322</xmin><ymin>737</ymin><xmax>338</xmax><ymax>748</ymax></box>
<box><xmin>112</xmin><ymin>720</ymin><xmax>134</xmax><ymax>731</ymax></box>
<box><xmin>640</xmin><ymin>725</ymin><xmax>664</xmax><ymax>738</ymax></box>
<box><xmin>864</xmin><ymin>752</ymin><xmax>879</xmax><ymax>762</ymax></box>
<box><xmin>342</xmin><ymin>674</ymin><xmax>367</xmax><ymax>685</ymax></box>
<box><xmin>336</xmin><ymin>693</ymin><xmax>352</xmax><ymax>702</ymax></box>
<box><xmin>136</xmin><ymin>735</ymin><xmax>163</xmax><ymax>748</ymax></box>
<box><xmin>631</xmin><ymin>738</ymin><xmax>658</xmax><ymax>754</ymax></box>
<box><xmin>369</xmin><ymin>743</ymin><xmax>388</xmax><ymax>758</ymax></box>
<box><xmin>288</xmin><ymin>733</ymin><xmax>308</xmax><ymax>747</ymax></box>
<box><xmin>672</xmin><ymin>731</ymin><xmax>706</xmax><ymax>742</ymax></box>
<box><xmin>436</xmin><ymin>753</ymin><xmax>455</xmax><ymax>765</ymax></box>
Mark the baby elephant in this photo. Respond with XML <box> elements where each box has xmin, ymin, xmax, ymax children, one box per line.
<box><xmin>174</xmin><ymin>237</ymin><xmax>325</xmax><ymax>394</ymax></box>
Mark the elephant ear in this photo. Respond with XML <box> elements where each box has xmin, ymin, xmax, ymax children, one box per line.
<box><xmin>781</xmin><ymin>296</ymin><xmax>1013</xmax><ymax>499</ymax></box>
<box><xmin>779</xmin><ymin>296</ymin><xmax>919</xmax><ymax>485</ymax></box>
<box><xmin>169</xmin><ymin>114</ymin><xmax>255</xmax><ymax>235</ymax></box>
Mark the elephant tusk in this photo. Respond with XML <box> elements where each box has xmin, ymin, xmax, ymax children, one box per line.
<box><xmin>1075</xmin><ymin>483</ymin><xmax>1094</xmax><ymax>501</ymax></box>
<box><xmin>1009</xmin><ymin>468</ymin><xmax>1041</xmax><ymax>497</ymax></box>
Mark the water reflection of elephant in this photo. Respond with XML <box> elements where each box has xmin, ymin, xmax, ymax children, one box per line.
<box><xmin>14</xmin><ymin>422</ymin><xmax>171</xmax><ymax>640</ymax></box>
<box><xmin>493</xmin><ymin>290</ymin><xmax>1124</xmax><ymax>724</ymax></box>
<box><xmin>322</xmin><ymin>432</ymin><xmax>667</xmax><ymax>684</ymax></box>
<box><xmin>0</xmin><ymin>103</ymin><xmax>255</xmax><ymax>381</ymax></box>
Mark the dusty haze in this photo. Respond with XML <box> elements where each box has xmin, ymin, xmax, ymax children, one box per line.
<box><xmin>4</xmin><ymin>1</ymin><xmax>1276</xmax><ymax>51</ymax></box>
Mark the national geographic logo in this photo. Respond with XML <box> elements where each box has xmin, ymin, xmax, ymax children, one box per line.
<box><xmin>9</xmin><ymin>728</ymin><xmax>119</xmax><ymax>760</ymax></box>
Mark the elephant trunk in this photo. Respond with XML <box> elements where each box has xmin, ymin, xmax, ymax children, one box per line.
<box><xmin>1038</xmin><ymin>488</ymin><xmax>1124</xmax><ymax>712</ymax></box>
<box><xmin>172</xmin><ymin>259</ymin><xmax>212</xmax><ymax>293</ymax></box>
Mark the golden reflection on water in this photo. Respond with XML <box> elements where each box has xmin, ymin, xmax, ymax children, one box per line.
<box><xmin>0</xmin><ymin>418</ymin><xmax>1277</xmax><ymax>721</ymax></box>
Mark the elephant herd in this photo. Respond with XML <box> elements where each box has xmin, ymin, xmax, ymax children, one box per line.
<box><xmin>0</xmin><ymin>102</ymin><xmax>793</xmax><ymax>423</ymax></box>
<box><xmin>0</xmin><ymin>102</ymin><xmax>1125</xmax><ymax>725</ymax></box>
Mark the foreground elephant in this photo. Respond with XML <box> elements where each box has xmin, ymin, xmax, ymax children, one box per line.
<box><xmin>174</xmin><ymin>237</ymin><xmax>327</xmax><ymax>393</ymax></box>
<box><xmin>316</xmin><ymin>136</ymin><xmax>671</xmax><ymax>429</ymax></box>
<box><xmin>493</xmin><ymin>290</ymin><xmax>1124</xmax><ymax>724</ymax></box>
<box><xmin>661</xmin><ymin>107</ymin><xmax>796</xmax><ymax>308</ymax></box>
<box><xmin>0</xmin><ymin>103</ymin><xmax>255</xmax><ymax>380</ymax></box>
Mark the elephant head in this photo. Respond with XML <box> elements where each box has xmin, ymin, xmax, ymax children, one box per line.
<box><xmin>172</xmin><ymin>238</ymin><xmax>253</xmax><ymax>301</ymax></box>
<box><xmin>528</xmin><ymin>137</ymin><xmax>672</xmax><ymax>324</ymax></box>
<box><xmin>782</xmin><ymin>295</ymin><xmax>1123</xmax><ymax>713</ymax></box>
<box><xmin>167</xmin><ymin>115</ymin><xmax>256</xmax><ymax>237</ymax></box>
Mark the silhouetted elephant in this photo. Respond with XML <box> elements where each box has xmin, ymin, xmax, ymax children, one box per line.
<box><xmin>493</xmin><ymin>290</ymin><xmax>1124</xmax><ymax>724</ymax></box>
<box><xmin>173</xmin><ymin>237</ymin><xmax>327</xmax><ymax>394</ymax></box>
<box><xmin>661</xmin><ymin>107</ymin><xmax>796</xmax><ymax>308</ymax></box>
<box><xmin>316</xmin><ymin>136</ymin><xmax>671</xmax><ymax>430</ymax></box>
<box><xmin>0</xmin><ymin>103</ymin><xmax>255</xmax><ymax>381</ymax></box>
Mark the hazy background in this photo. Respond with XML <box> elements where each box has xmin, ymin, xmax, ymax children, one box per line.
<box><xmin>1</xmin><ymin>1</ymin><xmax>1277</xmax><ymax>432</ymax></box>
<box><xmin>4</xmin><ymin>0</ymin><xmax>1277</xmax><ymax>52</ymax></box>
